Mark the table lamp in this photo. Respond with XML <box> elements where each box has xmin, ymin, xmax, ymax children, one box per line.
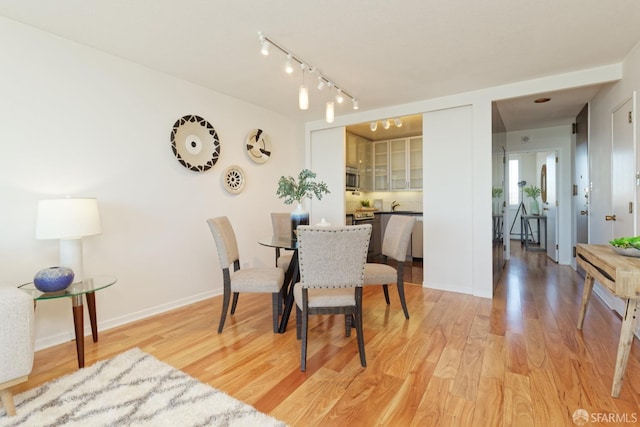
<box><xmin>35</xmin><ymin>198</ymin><xmax>102</xmax><ymax>283</ymax></box>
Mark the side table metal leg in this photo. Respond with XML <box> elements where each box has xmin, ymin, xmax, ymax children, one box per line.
<box><xmin>86</xmin><ymin>292</ymin><xmax>98</xmax><ymax>342</ymax></box>
<box><xmin>71</xmin><ymin>295</ymin><xmax>84</xmax><ymax>368</ymax></box>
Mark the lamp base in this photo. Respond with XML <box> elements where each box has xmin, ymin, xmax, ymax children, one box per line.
<box><xmin>59</xmin><ymin>238</ymin><xmax>84</xmax><ymax>283</ymax></box>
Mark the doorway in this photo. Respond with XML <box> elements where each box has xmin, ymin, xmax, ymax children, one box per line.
<box><xmin>505</xmin><ymin>150</ymin><xmax>558</xmax><ymax>261</ymax></box>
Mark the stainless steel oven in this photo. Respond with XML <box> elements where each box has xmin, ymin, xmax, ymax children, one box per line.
<box><xmin>352</xmin><ymin>211</ymin><xmax>375</xmax><ymax>254</ymax></box>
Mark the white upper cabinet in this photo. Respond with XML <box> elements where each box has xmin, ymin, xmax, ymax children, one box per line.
<box><xmin>374</xmin><ymin>136</ymin><xmax>422</xmax><ymax>191</ymax></box>
<box><xmin>346</xmin><ymin>132</ymin><xmax>373</xmax><ymax>191</ymax></box>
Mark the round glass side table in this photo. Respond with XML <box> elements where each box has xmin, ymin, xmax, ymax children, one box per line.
<box><xmin>19</xmin><ymin>275</ymin><xmax>117</xmax><ymax>368</ymax></box>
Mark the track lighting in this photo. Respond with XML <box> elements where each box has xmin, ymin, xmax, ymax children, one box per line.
<box><xmin>326</xmin><ymin>101</ymin><xmax>335</xmax><ymax>123</ymax></box>
<box><xmin>257</xmin><ymin>32</ymin><xmax>358</xmax><ymax>123</ymax></box>
<box><xmin>285</xmin><ymin>54</ymin><xmax>293</xmax><ymax>74</ymax></box>
<box><xmin>299</xmin><ymin>63</ymin><xmax>308</xmax><ymax>110</ymax></box>
<box><xmin>369</xmin><ymin>117</ymin><xmax>403</xmax><ymax>132</ymax></box>
<box><xmin>258</xmin><ymin>32</ymin><xmax>270</xmax><ymax>56</ymax></box>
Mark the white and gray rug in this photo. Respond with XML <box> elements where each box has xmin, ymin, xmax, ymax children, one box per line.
<box><xmin>0</xmin><ymin>348</ymin><xmax>287</xmax><ymax>427</ymax></box>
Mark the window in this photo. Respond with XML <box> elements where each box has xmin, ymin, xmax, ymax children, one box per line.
<box><xmin>508</xmin><ymin>159</ymin><xmax>520</xmax><ymax>206</ymax></box>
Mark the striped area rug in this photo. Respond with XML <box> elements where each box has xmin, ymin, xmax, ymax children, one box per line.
<box><xmin>0</xmin><ymin>348</ymin><xmax>287</xmax><ymax>427</ymax></box>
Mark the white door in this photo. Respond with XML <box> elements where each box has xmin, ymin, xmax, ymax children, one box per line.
<box><xmin>611</xmin><ymin>98</ymin><xmax>635</xmax><ymax>239</ymax></box>
<box><xmin>574</xmin><ymin>104</ymin><xmax>589</xmax><ymax>276</ymax></box>
<box><xmin>610</xmin><ymin>96</ymin><xmax>640</xmax><ymax>339</ymax></box>
<box><xmin>544</xmin><ymin>152</ymin><xmax>558</xmax><ymax>261</ymax></box>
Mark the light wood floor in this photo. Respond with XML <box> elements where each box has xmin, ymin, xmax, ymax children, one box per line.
<box><xmin>11</xmin><ymin>246</ymin><xmax>640</xmax><ymax>426</ymax></box>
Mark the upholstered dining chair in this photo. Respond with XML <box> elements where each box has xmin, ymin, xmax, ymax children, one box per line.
<box><xmin>0</xmin><ymin>287</ymin><xmax>35</xmax><ymax>417</ymax></box>
<box><xmin>207</xmin><ymin>216</ymin><xmax>285</xmax><ymax>333</ymax></box>
<box><xmin>293</xmin><ymin>224</ymin><xmax>371</xmax><ymax>371</ymax></box>
<box><xmin>270</xmin><ymin>212</ymin><xmax>293</xmax><ymax>272</ymax></box>
<box><xmin>363</xmin><ymin>215</ymin><xmax>416</xmax><ymax>319</ymax></box>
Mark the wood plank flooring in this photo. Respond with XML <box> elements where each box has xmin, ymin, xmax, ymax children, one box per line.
<box><xmin>10</xmin><ymin>245</ymin><xmax>640</xmax><ymax>426</ymax></box>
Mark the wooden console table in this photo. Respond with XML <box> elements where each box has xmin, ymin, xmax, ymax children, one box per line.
<box><xmin>576</xmin><ymin>244</ymin><xmax>640</xmax><ymax>397</ymax></box>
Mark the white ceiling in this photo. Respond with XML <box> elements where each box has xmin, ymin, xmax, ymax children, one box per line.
<box><xmin>1</xmin><ymin>0</ymin><xmax>639</xmax><ymax>131</ymax></box>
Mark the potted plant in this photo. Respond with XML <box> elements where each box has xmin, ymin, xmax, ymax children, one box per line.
<box><xmin>523</xmin><ymin>185</ymin><xmax>542</xmax><ymax>215</ymax></box>
<box><xmin>492</xmin><ymin>187</ymin><xmax>503</xmax><ymax>214</ymax></box>
<box><xmin>276</xmin><ymin>169</ymin><xmax>330</xmax><ymax>239</ymax></box>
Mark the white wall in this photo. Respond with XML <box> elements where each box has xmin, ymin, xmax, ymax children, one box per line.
<box><xmin>0</xmin><ymin>17</ymin><xmax>305</xmax><ymax>350</ymax></box>
<box><xmin>588</xmin><ymin>39</ymin><xmax>640</xmax><ymax>337</ymax></box>
<box><xmin>423</xmin><ymin>106</ymin><xmax>475</xmax><ymax>294</ymax></box>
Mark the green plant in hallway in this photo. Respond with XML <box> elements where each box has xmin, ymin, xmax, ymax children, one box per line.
<box><xmin>524</xmin><ymin>185</ymin><xmax>541</xmax><ymax>215</ymax></box>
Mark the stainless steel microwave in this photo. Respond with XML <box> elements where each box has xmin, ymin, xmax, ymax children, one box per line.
<box><xmin>346</xmin><ymin>166</ymin><xmax>360</xmax><ymax>190</ymax></box>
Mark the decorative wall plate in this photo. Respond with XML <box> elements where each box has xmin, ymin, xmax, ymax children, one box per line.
<box><xmin>245</xmin><ymin>128</ymin><xmax>272</xmax><ymax>164</ymax></box>
<box><xmin>170</xmin><ymin>115</ymin><xmax>220</xmax><ymax>172</ymax></box>
<box><xmin>223</xmin><ymin>165</ymin><xmax>245</xmax><ymax>194</ymax></box>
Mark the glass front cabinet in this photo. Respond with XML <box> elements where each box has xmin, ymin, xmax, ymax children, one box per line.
<box><xmin>373</xmin><ymin>136</ymin><xmax>422</xmax><ymax>191</ymax></box>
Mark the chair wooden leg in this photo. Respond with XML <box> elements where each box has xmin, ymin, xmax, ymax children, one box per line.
<box><xmin>218</xmin><ymin>275</ymin><xmax>231</xmax><ymax>333</ymax></box>
<box><xmin>345</xmin><ymin>313</ymin><xmax>352</xmax><ymax>337</ymax></box>
<box><xmin>230</xmin><ymin>292</ymin><xmax>239</xmax><ymax>314</ymax></box>
<box><xmin>355</xmin><ymin>288</ymin><xmax>366</xmax><ymax>367</ymax></box>
<box><xmin>301</xmin><ymin>306</ymin><xmax>309</xmax><ymax>372</ymax></box>
<box><xmin>382</xmin><ymin>284</ymin><xmax>391</xmax><ymax>304</ymax></box>
<box><xmin>0</xmin><ymin>388</ymin><xmax>16</xmax><ymax>417</ymax></box>
<box><xmin>271</xmin><ymin>293</ymin><xmax>279</xmax><ymax>333</ymax></box>
<box><xmin>277</xmin><ymin>288</ymin><xmax>284</xmax><ymax>315</ymax></box>
<box><xmin>397</xmin><ymin>262</ymin><xmax>409</xmax><ymax>319</ymax></box>
<box><xmin>296</xmin><ymin>306</ymin><xmax>302</xmax><ymax>339</ymax></box>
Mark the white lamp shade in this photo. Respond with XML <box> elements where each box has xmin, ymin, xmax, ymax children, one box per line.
<box><xmin>325</xmin><ymin>101</ymin><xmax>335</xmax><ymax>123</ymax></box>
<box><xmin>299</xmin><ymin>85</ymin><xmax>309</xmax><ymax>110</ymax></box>
<box><xmin>36</xmin><ymin>198</ymin><xmax>102</xmax><ymax>239</ymax></box>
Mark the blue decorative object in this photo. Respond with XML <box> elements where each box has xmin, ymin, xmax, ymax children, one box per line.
<box><xmin>33</xmin><ymin>266</ymin><xmax>74</xmax><ymax>292</ymax></box>
<box><xmin>290</xmin><ymin>203</ymin><xmax>309</xmax><ymax>241</ymax></box>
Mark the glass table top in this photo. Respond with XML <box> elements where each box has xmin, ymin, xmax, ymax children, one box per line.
<box><xmin>19</xmin><ymin>275</ymin><xmax>117</xmax><ymax>300</ymax></box>
<box><xmin>258</xmin><ymin>236</ymin><xmax>298</xmax><ymax>250</ymax></box>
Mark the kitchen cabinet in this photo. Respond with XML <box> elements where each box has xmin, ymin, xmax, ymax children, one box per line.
<box><xmin>373</xmin><ymin>141</ymin><xmax>389</xmax><ymax>191</ymax></box>
<box><xmin>372</xmin><ymin>214</ymin><xmax>382</xmax><ymax>256</ymax></box>
<box><xmin>411</xmin><ymin>217</ymin><xmax>423</xmax><ymax>258</ymax></box>
<box><xmin>346</xmin><ymin>132</ymin><xmax>372</xmax><ymax>191</ymax></box>
<box><xmin>374</xmin><ymin>137</ymin><xmax>422</xmax><ymax>191</ymax></box>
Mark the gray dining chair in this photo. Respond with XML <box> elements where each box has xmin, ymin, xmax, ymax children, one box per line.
<box><xmin>363</xmin><ymin>215</ymin><xmax>416</xmax><ymax>319</ymax></box>
<box><xmin>270</xmin><ymin>212</ymin><xmax>293</xmax><ymax>272</ymax></box>
<box><xmin>293</xmin><ymin>224</ymin><xmax>371</xmax><ymax>371</ymax></box>
<box><xmin>207</xmin><ymin>216</ymin><xmax>285</xmax><ymax>333</ymax></box>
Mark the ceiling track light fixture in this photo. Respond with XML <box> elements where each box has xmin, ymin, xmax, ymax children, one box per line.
<box><xmin>285</xmin><ymin>54</ymin><xmax>293</xmax><ymax>74</ymax></box>
<box><xmin>369</xmin><ymin>117</ymin><xmax>402</xmax><ymax>131</ymax></box>
<box><xmin>299</xmin><ymin>63</ymin><xmax>309</xmax><ymax>110</ymax></box>
<box><xmin>258</xmin><ymin>33</ymin><xmax>270</xmax><ymax>56</ymax></box>
<box><xmin>257</xmin><ymin>32</ymin><xmax>358</xmax><ymax>122</ymax></box>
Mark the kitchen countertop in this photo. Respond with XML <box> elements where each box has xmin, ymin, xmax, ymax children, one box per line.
<box><xmin>346</xmin><ymin>210</ymin><xmax>422</xmax><ymax>215</ymax></box>
<box><xmin>375</xmin><ymin>210</ymin><xmax>423</xmax><ymax>215</ymax></box>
